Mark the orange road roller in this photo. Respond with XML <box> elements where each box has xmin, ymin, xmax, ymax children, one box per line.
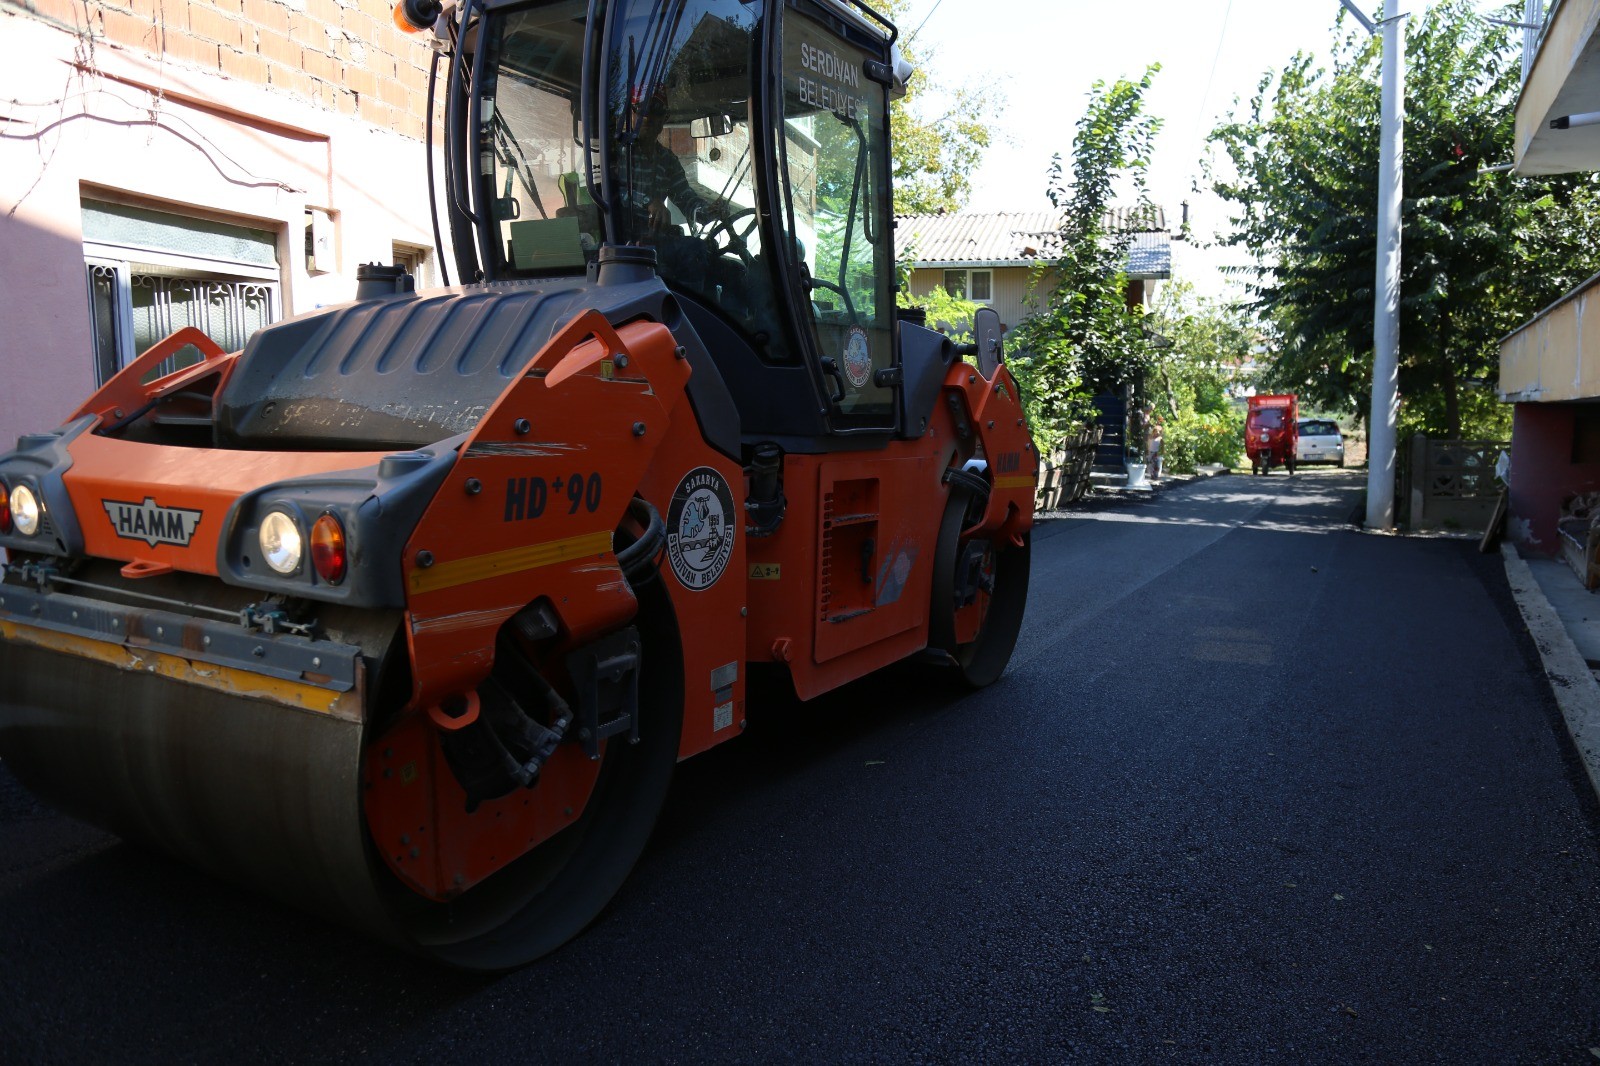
<box><xmin>0</xmin><ymin>0</ymin><xmax>1035</xmax><ymax>969</ymax></box>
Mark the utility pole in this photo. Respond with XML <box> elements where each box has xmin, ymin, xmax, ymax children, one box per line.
<box><xmin>1339</xmin><ymin>0</ymin><xmax>1406</xmax><ymax>531</ymax></box>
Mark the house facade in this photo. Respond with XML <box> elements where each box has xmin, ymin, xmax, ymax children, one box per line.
<box><xmin>894</xmin><ymin>209</ymin><xmax>1173</xmax><ymax>333</ymax></box>
<box><xmin>1499</xmin><ymin>0</ymin><xmax>1600</xmax><ymax>551</ymax></box>
<box><xmin>0</xmin><ymin>0</ymin><xmax>446</xmax><ymax>452</ymax></box>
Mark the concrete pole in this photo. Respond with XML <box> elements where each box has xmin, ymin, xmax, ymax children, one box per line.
<box><xmin>1366</xmin><ymin>12</ymin><xmax>1406</xmax><ymax>531</ymax></box>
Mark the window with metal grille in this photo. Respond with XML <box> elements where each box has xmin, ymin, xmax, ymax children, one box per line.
<box><xmin>82</xmin><ymin>199</ymin><xmax>282</xmax><ymax>385</ymax></box>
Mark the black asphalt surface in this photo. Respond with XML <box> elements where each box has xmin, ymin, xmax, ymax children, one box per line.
<box><xmin>3</xmin><ymin>469</ymin><xmax>1598</xmax><ymax>1063</ymax></box>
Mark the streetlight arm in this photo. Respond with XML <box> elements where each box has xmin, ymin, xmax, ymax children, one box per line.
<box><xmin>1337</xmin><ymin>0</ymin><xmax>1378</xmax><ymax>34</ymax></box>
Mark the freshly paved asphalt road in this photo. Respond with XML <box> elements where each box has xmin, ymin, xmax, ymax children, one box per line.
<box><xmin>3</xmin><ymin>470</ymin><xmax>1598</xmax><ymax>1063</ymax></box>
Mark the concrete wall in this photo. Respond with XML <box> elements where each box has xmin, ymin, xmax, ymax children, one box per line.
<box><xmin>0</xmin><ymin>3</ymin><xmax>447</xmax><ymax>451</ymax></box>
<box><xmin>1507</xmin><ymin>401</ymin><xmax>1600</xmax><ymax>553</ymax></box>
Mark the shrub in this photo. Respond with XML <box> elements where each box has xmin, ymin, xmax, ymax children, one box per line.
<box><xmin>1162</xmin><ymin>411</ymin><xmax>1243</xmax><ymax>473</ymax></box>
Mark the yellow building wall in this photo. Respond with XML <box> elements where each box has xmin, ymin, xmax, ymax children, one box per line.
<box><xmin>906</xmin><ymin>266</ymin><xmax>1048</xmax><ymax>333</ymax></box>
<box><xmin>1500</xmin><ymin>276</ymin><xmax>1600</xmax><ymax>403</ymax></box>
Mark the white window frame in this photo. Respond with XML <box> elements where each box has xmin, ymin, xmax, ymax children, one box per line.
<box><xmin>941</xmin><ymin>268</ymin><xmax>994</xmax><ymax>304</ymax></box>
<box><xmin>392</xmin><ymin>241</ymin><xmax>435</xmax><ymax>288</ymax></box>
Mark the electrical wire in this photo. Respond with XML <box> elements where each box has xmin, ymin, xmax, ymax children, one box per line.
<box><xmin>906</xmin><ymin>0</ymin><xmax>947</xmax><ymax>46</ymax></box>
<box><xmin>1194</xmin><ymin>0</ymin><xmax>1236</xmax><ymax>151</ymax></box>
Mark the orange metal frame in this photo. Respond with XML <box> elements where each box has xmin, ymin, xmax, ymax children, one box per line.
<box><xmin>36</xmin><ymin>310</ymin><xmax>1037</xmax><ymax>902</ymax></box>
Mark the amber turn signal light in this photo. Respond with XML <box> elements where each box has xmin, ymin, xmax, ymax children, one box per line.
<box><xmin>393</xmin><ymin>0</ymin><xmax>442</xmax><ymax>33</ymax></box>
<box><xmin>311</xmin><ymin>513</ymin><xmax>348</xmax><ymax>585</ymax></box>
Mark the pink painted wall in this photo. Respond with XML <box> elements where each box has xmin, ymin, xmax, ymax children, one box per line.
<box><xmin>1507</xmin><ymin>402</ymin><xmax>1600</xmax><ymax>553</ymax></box>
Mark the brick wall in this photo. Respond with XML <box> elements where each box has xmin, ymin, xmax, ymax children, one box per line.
<box><xmin>17</xmin><ymin>0</ymin><xmax>436</xmax><ymax>140</ymax></box>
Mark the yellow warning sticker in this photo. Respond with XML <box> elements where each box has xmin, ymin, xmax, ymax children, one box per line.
<box><xmin>600</xmin><ymin>360</ymin><xmax>615</xmax><ymax>380</ymax></box>
<box><xmin>748</xmin><ymin>563</ymin><xmax>781</xmax><ymax>581</ymax></box>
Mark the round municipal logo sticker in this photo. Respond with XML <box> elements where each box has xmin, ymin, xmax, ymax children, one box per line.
<box><xmin>666</xmin><ymin>467</ymin><xmax>736</xmax><ymax>591</ymax></box>
<box><xmin>843</xmin><ymin>327</ymin><xmax>872</xmax><ymax>389</ymax></box>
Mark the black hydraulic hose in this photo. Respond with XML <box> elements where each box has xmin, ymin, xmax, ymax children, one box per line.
<box><xmin>425</xmin><ymin>46</ymin><xmax>451</xmax><ymax>287</ymax></box>
<box><xmin>615</xmin><ymin>496</ymin><xmax>665</xmax><ymax>585</ymax></box>
<box><xmin>442</xmin><ymin>5</ymin><xmax>480</xmax><ymax>281</ymax></box>
<box><xmin>442</xmin><ymin>0</ymin><xmax>478</xmax><ymax>226</ymax></box>
<box><xmin>582</xmin><ymin>0</ymin><xmax>610</xmax><ymax>225</ymax></box>
<box><xmin>944</xmin><ymin>465</ymin><xmax>991</xmax><ymax>503</ymax></box>
<box><xmin>466</xmin><ymin>1</ymin><xmax>498</xmax><ymax>274</ymax></box>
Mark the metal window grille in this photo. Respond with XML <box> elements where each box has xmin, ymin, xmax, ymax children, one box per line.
<box><xmin>85</xmin><ymin>263</ymin><xmax>278</xmax><ymax>385</ymax></box>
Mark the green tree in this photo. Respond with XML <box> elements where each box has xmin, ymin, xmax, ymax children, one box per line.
<box><xmin>1009</xmin><ymin>66</ymin><xmax>1163</xmax><ymax>451</ymax></box>
<box><xmin>1144</xmin><ymin>281</ymin><xmax>1252</xmax><ymax>471</ymax></box>
<box><xmin>864</xmin><ymin>0</ymin><xmax>1000</xmax><ymax>213</ymax></box>
<box><xmin>1211</xmin><ymin>0</ymin><xmax>1600</xmax><ymax>439</ymax></box>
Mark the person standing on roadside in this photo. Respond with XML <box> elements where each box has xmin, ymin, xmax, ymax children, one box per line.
<box><xmin>1148</xmin><ymin>416</ymin><xmax>1165</xmax><ymax>479</ymax></box>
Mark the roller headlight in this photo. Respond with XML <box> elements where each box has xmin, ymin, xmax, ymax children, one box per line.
<box><xmin>259</xmin><ymin>511</ymin><xmax>303</xmax><ymax>574</ymax></box>
<box><xmin>11</xmin><ymin>484</ymin><xmax>41</xmax><ymax>537</ymax></box>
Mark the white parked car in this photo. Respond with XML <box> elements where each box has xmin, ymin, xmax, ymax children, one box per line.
<box><xmin>1296</xmin><ymin>419</ymin><xmax>1345</xmax><ymax>466</ymax></box>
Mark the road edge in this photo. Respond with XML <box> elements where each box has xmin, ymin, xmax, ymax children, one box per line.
<box><xmin>1501</xmin><ymin>542</ymin><xmax>1600</xmax><ymax>803</ymax></box>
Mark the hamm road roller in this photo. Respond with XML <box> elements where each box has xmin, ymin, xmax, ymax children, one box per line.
<box><xmin>0</xmin><ymin>0</ymin><xmax>1035</xmax><ymax>968</ymax></box>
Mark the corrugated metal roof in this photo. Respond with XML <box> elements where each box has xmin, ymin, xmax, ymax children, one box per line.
<box><xmin>895</xmin><ymin>209</ymin><xmax>1172</xmax><ymax>279</ymax></box>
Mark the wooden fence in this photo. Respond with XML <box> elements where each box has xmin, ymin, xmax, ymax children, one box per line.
<box><xmin>1035</xmin><ymin>425</ymin><xmax>1104</xmax><ymax>511</ymax></box>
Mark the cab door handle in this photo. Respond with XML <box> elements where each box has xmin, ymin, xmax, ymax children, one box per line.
<box><xmin>819</xmin><ymin>357</ymin><xmax>847</xmax><ymax>403</ymax></box>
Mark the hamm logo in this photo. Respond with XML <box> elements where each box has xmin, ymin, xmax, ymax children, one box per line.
<box><xmin>102</xmin><ymin>497</ymin><xmax>202</xmax><ymax>548</ymax></box>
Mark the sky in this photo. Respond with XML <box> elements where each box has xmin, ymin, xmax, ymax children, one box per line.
<box><xmin>893</xmin><ymin>0</ymin><xmax>1491</xmax><ymax>298</ymax></box>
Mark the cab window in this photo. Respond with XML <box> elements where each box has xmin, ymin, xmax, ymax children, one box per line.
<box><xmin>776</xmin><ymin>6</ymin><xmax>896</xmax><ymax>422</ymax></box>
<box><xmin>479</xmin><ymin>3</ymin><xmax>600</xmax><ymax>276</ymax></box>
<box><xmin>604</xmin><ymin>0</ymin><xmax>793</xmax><ymax>363</ymax></box>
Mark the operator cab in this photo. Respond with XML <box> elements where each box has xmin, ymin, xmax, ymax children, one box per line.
<box><xmin>446</xmin><ymin>0</ymin><xmax>908</xmax><ymax>445</ymax></box>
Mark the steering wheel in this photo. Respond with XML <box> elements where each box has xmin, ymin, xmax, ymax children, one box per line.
<box><xmin>806</xmin><ymin>273</ymin><xmax>858</xmax><ymax>323</ymax></box>
<box><xmin>697</xmin><ymin>206</ymin><xmax>759</xmax><ymax>267</ymax></box>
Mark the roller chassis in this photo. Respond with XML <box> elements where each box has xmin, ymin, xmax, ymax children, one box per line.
<box><xmin>0</xmin><ymin>271</ymin><xmax>1035</xmax><ymax>966</ymax></box>
<box><xmin>0</xmin><ymin>0</ymin><xmax>1038</xmax><ymax>968</ymax></box>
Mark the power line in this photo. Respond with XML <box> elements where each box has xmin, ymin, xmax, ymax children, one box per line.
<box><xmin>1195</xmin><ymin>0</ymin><xmax>1236</xmax><ymax>144</ymax></box>
<box><xmin>1180</xmin><ymin>0</ymin><xmax>1236</xmax><ymax>217</ymax></box>
<box><xmin>907</xmin><ymin>0</ymin><xmax>947</xmax><ymax>46</ymax></box>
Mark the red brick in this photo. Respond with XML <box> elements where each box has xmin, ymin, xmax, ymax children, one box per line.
<box><xmin>167</xmin><ymin>33</ymin><xmax>222</xmax><ymax>70</ymax></box>
<box><xmin>257</xmin><ymin>29</ymin><xmax>298</xmax><ymax>65</ymax></box>
<box><xmin>396</xmin><ymin>110</ymin><xmax>424</xmax><ymax>141</ymax></box>
<box><xmin>252</xmin><ymin>2</ymin><xmax>291</xmax><ymax>35</ymax></box>
<box><xmin>289</xmin><ymin>13</ymin><xmax>323</xmax><ymax>47</ymax></box>
<box><xmin>268</xmin><ymin>61</ymin><xmax>314</xmax><ymax>98</ymax></box>
<box><xmin>97</xmin><ymin>8</ymin><xmax>157</xmax><ymax>49</ymax></box>
<box><xmin>186</xmin><ymin>5</ymin><xmax>245</xmax><ymax>48</ymax></box>
<box><xmin>26</xmin><ymin>0</ymin><xmax>88</xmax><ymax>28</ymax></box>
<box><xmin>127</xmin><ymin>0</ymin><xmax>184</xmax><ymax>31</ymax></box>
<box><xmin>219</xmin><ymin>46</ymin><xmax>268</xmax><ymax>85</ymax></box>
<box><xmin>340</xmin><ymin>7</ymin><xmax>375</xmax><ymax>40</ymax></box>
<box><xmin>378</xmin><ymin>23</ymin><xmax>408</xmax><ymax>60</ymax></box>
<box><xmin>305</xmin><ymin>0</ymin><xmax>342</xmax><ymax>27</ymax></box>
<box><xmin>335</xmin><ymin>87</ymin><xmax>358</xmax><ymax>115</ymax></box>
<box><xmin>344</xmin><ymin>64</ymin><xmax>377</xmax><ymax>99</ymax></box>
<box><xmin>376</xmin><ymin>74</ymin><xmax>407</xmax><ymax>108</ymax></box>
<box><xmin>301</xmin><ymin>47</ymin><xmax>343</xmax><ymax>82</ymax></box>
